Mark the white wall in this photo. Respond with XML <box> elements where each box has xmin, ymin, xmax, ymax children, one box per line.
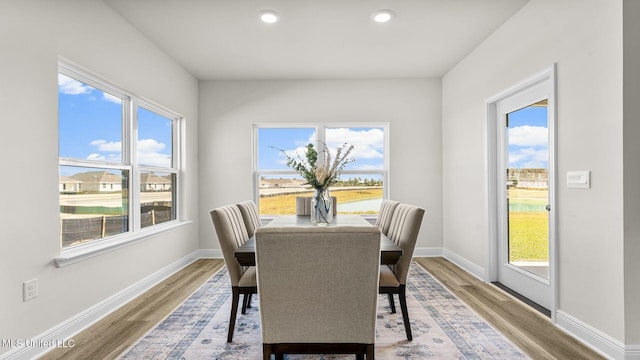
<box><xmin>198</xmin><ymin>79</ymin><xmax>442</xmax><ymax>253</ymax></box>
<box><xmin>0</xmin><ymin>0</ymin><xmax>199</xmax><ymax>354</ymax></box>
<box><xmin>443</xmin><ymin>0</ymin><xmax>625</xmax><ymax>345</ymax></box>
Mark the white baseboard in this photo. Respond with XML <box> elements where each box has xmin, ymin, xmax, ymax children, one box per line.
<box><xmin>556</xmin><ymin>310</ymin><xmax>640</xmax><ymax>360</ymax></box>
<box><xmin>412</xmin><ymin>247</ymin><xmax>442</xmax><ymax>257</ymax></box>
<box><xmin>0</xmin><ymin>250</ymin><xmax>201</xmax><ymax>360</ymax></box>
<box><xmin>441</xmin><ymin>248</ymin><xmax>486</xmax><ymax>281</ymax></box>
<box><xmin>439</xmin><ymin>248</ymin><xmax>640</xmax><ymax>360</ymax></box>
<box><xmin>627</xmin><ymin>345</ymin><xmax>640</xmax><ymax>360</ymax></box>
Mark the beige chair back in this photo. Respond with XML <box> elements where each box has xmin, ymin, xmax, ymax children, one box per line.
<box><xmin>210</xmin><ymin>205</ymin><xmax>250</xmax><ymax>286</ymax></box>
<box><xmin>295</xmin><ymin>196</ymin><xmax>338</xmax><ymax>216</ymax></box>
<box><xmin>386</xmin><ymin>203</ymin><xmax>425</xmax><ymax>284</ymax></box>
<box><xmin>375</xmin><ymin>199</ymin><xmax>400</xmax><ymax>235</ymax></box>
<box><xmin>236</xmin><ymin>200</ymin><xmax>261</xmax><ymax>238</ymax></box>
<box><xmin>255</xmin><ymin>226</ymin><xmax>381</xmax><ymax>344</ymax></box>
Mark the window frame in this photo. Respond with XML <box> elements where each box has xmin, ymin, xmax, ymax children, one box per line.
<box><xmin>134</xmin><ymin>100</ymin><xmax>180</xmax><ymax>230</ymax></box>
<box><xmin>252</xmin><ymin>123</ymin><xmax>390</xmax><ymax>216</ymax></box>
<box><xmin>56</xmin><ymin>61</ymin><xmax>184</xmax><ymax>266</ymax></box>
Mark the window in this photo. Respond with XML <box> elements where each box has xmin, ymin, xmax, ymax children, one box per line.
<box><xmin>58</xmin><ymin>63</ymin><xmax>180</xmax><ymax>249</ymax></box>
<box><xmin>254</xmin><ymin>124</ymin><xmax>387</xmax><ymax>215</ymax></box>
<box><xmin>137</xmin><ymin>106</ymin><xmax>177</xmax><ymax>229</ymax></box>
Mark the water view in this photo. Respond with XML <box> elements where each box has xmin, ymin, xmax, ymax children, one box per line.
<box><xmin>338</xmin><ymin>198</ymin><xmax>382</xmax><ymax>213</ymax></box>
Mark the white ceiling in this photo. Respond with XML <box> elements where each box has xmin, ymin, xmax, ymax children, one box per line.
<box><xmin>104</xmin><ymin>0</ymin><xmax>529</xmax><ymax>80</ymax></box>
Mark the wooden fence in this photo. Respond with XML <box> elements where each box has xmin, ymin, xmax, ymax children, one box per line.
<box><xmin>60</xmin><ymin>203</ymin><xmax>172</xmax><ymax>247</ymax></box>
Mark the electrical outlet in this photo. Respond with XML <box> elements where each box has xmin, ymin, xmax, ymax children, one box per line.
<box><xmin>23</xmin><ymin>279</ymin><xmax>38</xmax><ymax>302</ymax></box>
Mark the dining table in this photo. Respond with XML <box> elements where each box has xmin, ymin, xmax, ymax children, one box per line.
<box><xmin>234</xmin><ymin>214</ymin><xmax>403</xmax><ymax>266</ymax></box>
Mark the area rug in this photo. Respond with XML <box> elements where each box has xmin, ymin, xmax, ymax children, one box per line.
<box><xmin>119</xmin><ymin>263</ymin><xmax>529</xmax><ymax>359</ymax></box>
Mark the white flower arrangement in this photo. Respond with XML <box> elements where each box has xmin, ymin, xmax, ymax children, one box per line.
<box><xmin>277</xmin><ymin>142</ymin><xmax>355</xmax><ymax>190</ymax></box>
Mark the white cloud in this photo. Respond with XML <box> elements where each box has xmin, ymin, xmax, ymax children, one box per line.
<box><xmin>90</xmin><ymin>139</ymin><xmax>122</xmax><ymax>152</ymax></box>
<box><xmin>509</xmin><ymin>147</ymin><xmax>548</xmax><ymax>168</ymax></box>
<box><xmin>86</xmin><ymin>153</ymin><xmax>105</xmax><ymax>161</ymax></box>
<box><xmin>352</xmin><ymin>163</ymin><xmax>385</xmax><ymax>171</ymax></box>
<box><xmin>508</xmin><ymin>125</ymin><xmax>548</xmax><ymax>168</ymax></box>
<box><xmin>138</xmin><ymin>138</ymin><xmax>166</xmax><ymax>153</ymax></box>
<box><xmin>325</xmin><ymin>128</ymin><xmax>384</xmax><ymax>160</ymax></box>
<box><xmin>86</xmin><ymin>139</ymin><xmax>169</xmax><ymax>166</ymax></box>
<box><xmin>138</xmin><ymin>152</ymin><xmax>172</xmax><ymax>167</ymax></box>
<box><xmin>277</xmin><ymin>128</ymin><xmax>385</xmax><ymax>168</ymax></box>
<box><xmin>138</xmin><ymin>139</ymin><xmax>170</xmax><ymax>167</ymax></box>
<box><xmin>86</xmin><ymin>152</ymin><xmax>120</xmax><ymax>162</ymax></box>
<box><xmin>58</xmin><ymin>74</ymin><xmax>121</xmax><ymax>105</ymax></box>
<box><xmin>508</xmin><ymin>125</ymin><xmax>547</xmax><ymax>147</ymax></box>
<box><xmin>58</xmin><ymin>74</ymin><xmax>92</xmax><ymax>95</ymax></box>
<box><xmin>102</xmin><ymin>92</ymin><xmax>122</xmax><ymax>104</ymax></box>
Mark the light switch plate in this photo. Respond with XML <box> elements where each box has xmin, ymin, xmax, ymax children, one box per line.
<box><xmin>567</xmin><ymin>171</ymin><xmax>590</xmax><ymax>189</ymax></box>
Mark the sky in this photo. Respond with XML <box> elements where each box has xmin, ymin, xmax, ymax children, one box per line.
<box><xmin>58</xmin><ymin>74</ymin><xmax>172</xmax><ymax>175</ymax></box>
<box><xmin>60</xmin><ymin>72</ymin><xmax>546</xmax><ymax>179</ymax></box>
<box><xmin>257</xmin><ymin>127</ymin><xmax>384</xmax><ymax>171</ymax></box>
<box><xmin>507</xmin><ymin>105</ymin><xmax>548</xmax><ymax>169</ymax></box>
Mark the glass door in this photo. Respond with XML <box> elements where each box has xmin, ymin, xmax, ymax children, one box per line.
<box><xmin>496</xmin><ymin>94</ymin><xmax>553</xmax><ymax>312</ymax></box>
<box><xmin>488</xmin><ymin>65</ymin><xmax>556</xmax><ymax>315</ymax></box>
<box><xmin>506</xmin><ymin>100</ymin><xmax>549</xmax><ymax>280</ymax></box>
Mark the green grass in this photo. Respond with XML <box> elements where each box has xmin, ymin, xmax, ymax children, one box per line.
<box><xmin>507</xmin><ymin>188</ymin><xmax>549</xmax><ymax>262</ymax></box>
<box><xmin>508</xmin><ymin>210</ymin><xmax>549</xmax><ymax>262</ymax></box>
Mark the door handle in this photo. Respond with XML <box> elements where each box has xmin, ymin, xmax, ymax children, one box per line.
<box><xmin>545</xmin><ymin>205</ymin><xmax>551</xmax><ymax>211</ymax></box>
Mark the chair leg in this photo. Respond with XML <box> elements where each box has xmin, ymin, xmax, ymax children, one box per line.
<box><xmin>387</xmin><ymin>293</ymin><xmax>396</xmax><ymax>313</ymax></box>
<box><xmin>241</xmin><ymin>293</ymin><xmax>249</xmax><ymax>314</ymax></box>
<box><xmin>366</xmin><ymin>344</ymin><xmax>375</xmax><ymax>359</ymax></box>
<box><xmin>398</xmin><ymin>285</ymin><xmax>412</xmax><ymax>341</ymax></box>
<box><xmin>228</xmin><ymin>287</ymin><xmax>240</xmax><ymax>342</ymax></box>
<box><xmin>357</xmin><ymin>354</ymin><xmax>364</xmax><ymax>360</ymax></box>
<box><xmin>247</xmin><ymin>293</ymin><xmax>253</xmax><ymax>308</ymax></box>
<box><xmin>262</xmin><ymin>344</ymin><xmax>271</xmax><ymax>360</ymax></box>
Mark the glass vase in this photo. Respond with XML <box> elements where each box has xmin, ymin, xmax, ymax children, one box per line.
<box><xmin>311</xmin><ymin>188</ymin><xmax>333</xmax><ymax>225</ymax></box>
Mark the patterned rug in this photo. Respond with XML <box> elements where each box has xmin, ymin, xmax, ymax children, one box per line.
<box><xmin>119</xmin><ymin>263</ymin><xmax>529</xmax><ymax>359</ymax></box>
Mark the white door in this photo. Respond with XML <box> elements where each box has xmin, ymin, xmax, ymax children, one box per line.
<box><xmin>488</xmin><ymin>66</ymin><xmax>556</xmax><ymax>313</ymax></box>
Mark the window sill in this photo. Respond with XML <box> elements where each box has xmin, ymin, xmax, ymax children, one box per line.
<box><xmin>55</xmin><ymin>220</ymin><xmax>192</xmax><ymax>268</ymax></box>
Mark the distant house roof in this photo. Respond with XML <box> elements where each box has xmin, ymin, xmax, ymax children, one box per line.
<box><xmin>140</xmin><ymin>173</ymin><xmax>172</xmax><ymax>184</ymax></box>
<box><xmin>59</xmin><ymin>175</ymin><xmax>81</xmax><ymax>184</ymax></box>
<box><xmin>71</xmin><ymin>171</ymin><xmax>122</xmax><ymax>183</ymax></box>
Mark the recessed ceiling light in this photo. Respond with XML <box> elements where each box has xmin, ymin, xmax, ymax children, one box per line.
<box><xmin>372</xmin><ymin>9</ymin><xmax>395</xmax><ymax>23</ymax></box>
<box><xmin>260</xmin><ymin>10</ymin><xmax>279</xmax><ymax>24</ymax></box>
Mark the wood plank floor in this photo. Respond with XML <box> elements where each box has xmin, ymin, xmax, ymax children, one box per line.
<box><xmin>40</xmin><ymin>259</ymin><xmax>225</xmax><ymax>360</ymax></box>
<box><xmin>414</xmin><ymin>257</ymin><xmax>604</xmax><ymax>360</ymax></box>
<box><xmin>41</xmin><ymin>257</ymin><xmax>604</xmax><ymax>360</ymax></box>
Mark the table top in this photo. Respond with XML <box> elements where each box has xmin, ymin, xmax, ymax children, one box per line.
<box><xmin>234</xmin><ymin>215</ymin><xmax>403</xmax><ymax>266</ymax></box>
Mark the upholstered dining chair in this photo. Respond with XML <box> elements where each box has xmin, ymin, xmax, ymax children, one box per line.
<box><xmin>379</xmin><ymin>203</ymin><xmax>425</xmax><ymax>341</ymax></box>
<box><xmin>375</xmin><ymin>199</ymin><xmax>400</xmax><ymax>236</ymax></box>
<box><xmin>295</xmin><ymin>196</ymin><xmax>338</xmax><ymax>216</ymax></box>
<box><xmin>255</xmin><ymin>226</ymin><xmax>381</xmax><ymax>359</ymax></box>
<box><xmin>235</xmin><ymin>200</ymin><xmax>262</xmax><ymax>312</ymax></box>
<box><xmin>210</xmin><ymin>205</ymin><xmax>258</xmax><ymax>343</ymax></box>
<box><xmin>236</xmin><ymin>200</ymin><xmax>261</xmax><ymax>238</ymax></box>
